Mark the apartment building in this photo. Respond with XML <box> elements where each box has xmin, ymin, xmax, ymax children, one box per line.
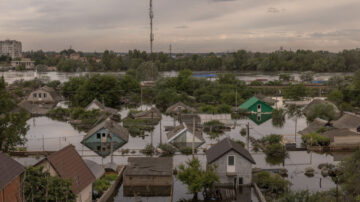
<box><xmin>0</xmin><ymin>40</ymin><xmax>22</xmax><ymax>59</ymax></box>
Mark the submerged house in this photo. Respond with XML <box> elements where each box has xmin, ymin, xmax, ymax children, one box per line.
<box><xmin>239</xmin><ymin>96</ymin><xmax>273</xmax><ymax>114</ymax></box>
<box><xmin>35</xmin><ymin>145</ymin><xmax>95</xmax><ymax>202</ymax></box>
<box><xmin>123</xmin><ymin>157</ymin><xmax>173</xmax><ymax>197</ymax></box>
<box><xmin>19</xmin><ymin>86</ymin><xmax>62</xmax><ymax>115</ymax></box>
<box><xmin>167</xmin><ymin>122</ymin><xmax>205</xmax><ymax>148</ymax></box>
<box><xmin>206</xmin><ymin>138</ymin><xmax>255</xmax><ymax>187</ymax></box>
<box><xmin>165</xmin><ymin>101</ymin><xmax>196</xmax><ymax>115</ymax></box>
<box><xmin>249</xmin><ymin>113</ymin><xmax>272</xmax><ymax>125</ymax></box>
<box><xmin>333</xmin><ymin>112</ymin><xmax>360</xmax><ymax>132</ymax></box>
<box><xmin>82</xmin><ymin>119</ymin><xmax>129</xmax><ymax>157</ymax></box>
<box><xmin>131</xmin><ymin>107</ymin><xmax>162</xmax><ymax>120</ymax></box>
<box><xmin>85</xmin><ymin>98</ymin><xmax>118</xmax><ymax>115</ymax></box>
<box><xmin>298</xmin><ymin>118</ymin><xmax>330</xmax><ymax>135</ymax></box>
<box><xmin>0</xmin><ymin>153</ymin><xmax>25</xmax><ymax>202</ymax></box>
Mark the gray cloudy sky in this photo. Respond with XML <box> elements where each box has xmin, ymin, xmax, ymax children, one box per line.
<box><xmin>1</xmin><ymin>0</ymin><xmax>360</xmax><ymax>52</ymax></box>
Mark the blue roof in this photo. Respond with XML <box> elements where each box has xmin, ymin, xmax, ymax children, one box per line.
<box><xmin>193</xmin><ymin>74</ymin><xmax>217</xmax><ymax>78</ymax></box>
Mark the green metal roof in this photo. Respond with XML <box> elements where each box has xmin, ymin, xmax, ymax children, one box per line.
<box><xmin>239</xmin><ymin>96</ymin><xmax>260</xmax><ymax>109</ymax></box>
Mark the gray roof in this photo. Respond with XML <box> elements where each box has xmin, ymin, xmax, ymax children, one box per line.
<box><xmin>165</xmin><ymin>101</ymin><xmax>196</xmax><ymax>114</ymax></box>
<box><xmin>321</xmin><ymin>128</ymin><xmax>360</xmax><ymax>142</ymax></box>
<box><xmin>18</xmin><ymin>100</ymin><xmax>56</xmax><ymax>115</ymax></box>
<box><xmin>333</xmin><ymin>112</ymin><xmax>360</xmax><ymax>130</ymax></box>
<box><xmin>125</xmin><ymin>157</ymin><xmax>173</xmax><ymax>176</ymax></box>
<box><xmin>303</xmin><ymin>99</ymin><xmax>341</xmax><ymax>118</ymax></box>
<box><xmin>0</xmin><ymin>153</ymin><xmax>25</xmax><ymax>190</ymax></box>
<box><xmin>181</xmin><ymin>114</ymin><xmax>201</xmax><ymax>130</ymax></box>
<box><xmin>166</xmin><ymin>122</ymin><xmax>204</xmax><ymax>142</ymax></box>
<box><xmin>84</xmin><ymin>119</ymin><xmax>129</xmax><ymax>142</ymax></box>
<box><xmin>298</xmin><ymin>118</ymin><xmax>329</xmax><ymax>135</ymax></box>
<box><xmin>84</xmin><ymin>159</ymin><xmax>105</xmax><ymax>179</ymax></box>
<box><xmin>39</xmin><ymin>86</ymin><xmax>62</xmax><ymax>102</ymax></box>
<box><xmin>86</xmin><ymin>99</ymin><xmax>118</xmax><ymax>115</ymax></box>
<box><xmin>255</xmin><ymin>95</ymin><xmax>277</xmax><ymax>105</ymax></box>
<box><xmin>132</xmin><ymin>107</ymin><xmax>161</xmax><ymax>119</ymax></box>
<box><xmin>206</xmin><ymin>138</ymin><xmax>256</xmax><ymax>164</ymax></box>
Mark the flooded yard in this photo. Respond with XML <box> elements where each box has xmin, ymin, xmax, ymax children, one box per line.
<box><xmin>16</xmin><ymin>104</ymin><xmax>348</xmax><ymax>201</ymax></box>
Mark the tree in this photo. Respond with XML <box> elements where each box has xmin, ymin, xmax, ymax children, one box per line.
<box><xmin>339</xmin><ymin>148</ymin><xmax>360</xmax><ymax>199</ymax></box>
<box><xmin>328</xmin><ymin>90</ymin><xmax>344</xmax><ymax>106</ymax></box>
<box><xmin>286</xmin><ymin>104</ymin><xmax>303</xmax><ymax>142</ymax></box>
<box><xmin>283</xmin><ymin>84</ymin><xmax>307</xmax><ymax>100</ymax></box>
<box><xmin>279</xmin><ymin>74</ymin><xmax>291</xmax><ymax>82</ymax></box>
<box><xmin>177</xmin><ymin>158</ymin><xmax>218</xmax><ymax>200</ymax></box>
<box><xmin>300</xmin><ymin>71</ymin><xmax>314</xmax><ymax>82</ymax></box>
<box><xmin>23</xmin><ymin>166</ymin><xmax>76</xmax><ymax>202</ymax></box>
<box><xmin>306</xmin><ymin>103</ymin><xmax>336</xmax><ymax>122</ymax></box>
<box><xmin>272</xmin><ymin>108</ymin><xmax>286</xmax><ymax>128</ymax></box>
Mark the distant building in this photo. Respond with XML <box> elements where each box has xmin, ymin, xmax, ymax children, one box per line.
<box><xmin>165</xmin><ymin>101</ymin><xmax>196</xmax><ymax>115</ymax></box>
<box><xmin>35</xmin><ymin>145</ymin><xmax>95</xmax><ymax>202</ymax></box>
<box><xmin>0</xmin><ymin>40</ymin><xmax>22</xmax><ymax>59</ymax></box>
<box><xmin>0</xmin><ymin>153</ymin><xmax>25</xmax><ymax>202</ymax></box>
<box><xmin>206</xmin><ymin>138</ymin><xmax>255</xmax><ymax>186</ymax></box>
<box><xmin>85</xmin><ymin>98</ymin><xmax>118</xmax><ymax>115</ymax></box>
<box><xmin>11</xmin><ymin>58</ymin><xmax>35</xmax><ymax>70</ymax></box>
<box><xmin>239</xmin><ymin>96</ymin><xmax>273</xmax><ymax>113</ymax></box>
<box><xmin>123</xmin><ymin>157</ymin><xmax>173</xmax><ymax>197</ymax></box>
<box><xmin>166</xmin><ymin>122</ymin><xmax>204</xmax><ymax>148</ymax></box>
<box><xmin>130</xmin><ymin>107</ymin><xmax>162</xmax><ymax>120</ymax></box>
<box><xmin>82</xmin><ymin>119</ymin><xmax>129</xmax><ymax>157</ymax></box>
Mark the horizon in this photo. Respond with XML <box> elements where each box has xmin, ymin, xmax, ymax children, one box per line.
<box><xmin>1</xmin><ymin>0</ymin><xmax>360</xmax><ymax>52</ymax></box>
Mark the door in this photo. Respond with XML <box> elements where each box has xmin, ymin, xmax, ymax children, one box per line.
<box><xmin>227</xmin><ymin>155</ymin><xmax>235</xmax><ymax>173</ymax></box>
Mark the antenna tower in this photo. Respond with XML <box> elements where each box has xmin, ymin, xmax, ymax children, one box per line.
<box><xmin>149</xmin><ymin>0</ymin><xmax>154</xmax><ymax>55</ymax></box>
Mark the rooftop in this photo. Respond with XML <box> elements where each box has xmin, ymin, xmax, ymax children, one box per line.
<box><xmin>0</xmin><ymin>153</ymin><xmax>25</xmax><ymax>190</ymax></box>
<box><xmin>84</xmin><ymin>119</ymin><xmax>129</xmax><ymax>142</ymax></box>
<box><xmin>125</xmin><ymin>157</ymin><xmax>173</xmax><ymax>176</ymax></box>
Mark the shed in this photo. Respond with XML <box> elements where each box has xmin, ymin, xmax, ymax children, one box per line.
<box><xmin>165</xmin><ymin>101</ymin><xmax>196</xmax><ymax>115</ymax></box>
<box><xmin>206</xmin><ymin>138</ymin><xmax>255</xmax><ymax>186</ymax></box>
<box><xmin>35</xmin><ymin>145</ymin><xmax>95</xmax><ymax>202</ymax></box>
<box><xmin>0</xmin><ymin>153</ymin><xmax>25</xmax><ymax>202</ymax></box>
<box><xmin>239</xmin><ymin>96</ymin><xmax>273</xmax><ymax>113</ymax></box>
<box><xmin>82</xmin><ymin>119</ymin><xmax>129</xmax><ymax>157</ymax></box>
<box><xmin>123</xmin><ymin>157</ymin><xmax>173</xmax><ymax>196</ymax></box>
<box><xmin>166</xmin><ymin>122</ymin><xmax>205</xmax><ymax>148</ymax></box>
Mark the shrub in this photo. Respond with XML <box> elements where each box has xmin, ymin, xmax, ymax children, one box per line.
<box><xmin>94</xmin><ymin>179</ymin><xmax>110</xmax><ymax>194</ymax></box>
<box><xmin>264</xmin><ymin>134</ymin><xmax>282</xmax><ymax>144</ymax></box>
<box><xmin>180</xmin><ymin>146</ymin><xmax>194</xmax><ymax>155</ymax></box>
<box><xmin>103</xmin><ymin>174</ymin><xmax>118</xmax><ymax>181</ymax></box>
<box><xmin>158</xmin><ymin>143</ymin><xmax>176</xmax><ymax>157</ymax></box>
<box><xmin>141</xmin><ymin>144</ymin><xmax>155</xmax><ymax>156</ymax></box>
<box><xmin>240</xmin><ymin>128</ymin><xmax>247</xmax><ymax>137</ymax></box>
<box><xmin>203</xmin><ymin>120</ymin><xmax>226</xmax><ymax>139</ymax></box>
<box><xmin>254</xmin><ymin>171</ymin><xmax>290</xmax><ymax>200</ymax></box>
<box><xmin>302</xmin><ymin>132</ymin><xmax>330</xmax><ymax>146</ymax></box>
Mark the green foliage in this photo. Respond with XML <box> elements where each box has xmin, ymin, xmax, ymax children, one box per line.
<box><xmin>302</xmin><ymin>132</ymin><xmax>330</xmax><ymax>146</ymax></box>
<box><xmin>278</xmin><ymin>190</ymin><xmax>338</xmax><ymax>202</ymax></box>
<box><xmin>46</xmin><ymin>80</ymin><xmax>61</xmax><ymax>88</ymax></box>
<box><xmin>272</xmin><ymin>108</ymin><xmax>286</xmax><ymax>128</ymax></box>
<box><xmin>57</xmin><ymin>59</ymin><xmax>85</xmax><ymax>72</ymax></box>
<box><xmin>300</xmin><ymin>71</ymin><xmax>314</xmax><ymax>82</ymax></box>
<box><xmin>254</xmin><ymin>171</ymin><xmax>290</xmax><ymax>200</ymax></box>
<box><xmin>279</xmin><ymin>74</ymin><xmax>291</xmax><ymax>82</ymax></box>
<box><xmin>179</xmin><ymin>146</ymin><xmax>194</xmax><ymax>155</ymax></box>
<box><xmin>177</xmin><ymin>158</ymin><xmax>219</xmax><ymax>200</ymax></box>
<box><xmin>141</xmin><ymin>144</ymin><xmax>156</xmax><ymax>156</ymax></box>
<box><xmin>328</xmin><ymin>90</ymin><xmax>344</xmax><ymax>106</ymax></box>
<box><xmin>203</xmin><ymin>120</ymin><xmax>226</xmax><ymax>139</ymax></box>
<box><xmin>264</xmin><ymin>134</ymin><xmax>283</xmax><ymax>144</ymax></box>
<box><xmin>123</xmin><ymin>117</ymin><xmax>156</xmax><ymax>137</ymax></box>
<box><xmin>240</xmin><ymin>128</ymin><xmax>247</xmax><ymax>136</ymax></box>
<box><xmin>158</xmin><ymin>143</ymin><xmax>176</xmax><ymax>157</ymax></box>
<box><xmin>283</xmin><ymin>84</ymin><xmax>307</xmax><ymax>100</ymax></box>
<box><xmin>94</xmin><ymin>179</ymin><xmax>110</xmax><ymax>195</ymax></box>
<box><xmin>339</xmin><ymin>148</ymin><xmax>360</xmax><ymax>197</ymax></box>
<box><xmin>24</xmin><ymin>166</ymin><xmax>76</xmax><ymax>202</ymax></box>
<box><xmin>306</xmin><ymin>103</ymin><xmax>336</xmax><ymax>121</ymax></box>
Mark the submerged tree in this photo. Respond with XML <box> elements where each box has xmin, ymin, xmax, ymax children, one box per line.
<box><xmin>177</xmin><ymin>158</ymin><xmax>218</xmax><ymax>200</ymax></box>
<box><xmin>286</xmin><ymin>104</ymin><xmax>303</xmax><ymax>143</ymax></box>
<box><xmin>272</xmin><ymin>108</ymin><xmax>286</xmax><ymax>128</ymax></box>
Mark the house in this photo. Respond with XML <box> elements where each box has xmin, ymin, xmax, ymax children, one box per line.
<box><xmin>85</xmin><ymin>98</ymin><xmax>118</xmax><ymax>115</ymax></box>
<box><xmin>19</xmin><ymin>86</ymin><xmax>62</xmax><ymax>115</ymax></box>
<box><xmin>333</xmin><ymin>112</ymin><xmax>360</xmax><ymax>132</ymax></box>
<box><xmin>69</xmin><ymin>53</ymin><xmax>81</xmax><ymax>60</ymax></box>
<box><xmin>0</xmin><ymin>153</ymin><xmax>25</xmax><ymax>202</ymax></box>
<box><xmin>84</xmin><ymin>160</ymin><xmax>105</xmax><ymax>180</ymax></box>
<box><xmin>255</xmin><ymin>94</ymin><xmax>277</xmax><ymax>106</ymax></box>
<box><xmin>298</xmin><ymin>118</ymin><xmax>330</xmax><ymax>135</ymax></box>
<box><xmin>249</xmin><ymin>113</ymin><xmax>272</xmax><ymax>125</ymax></box>
<box><xmin>11</xmin><ymin>58</ymin><xmax>35</xmax><ymax>70</ymax></box>
<box><xmin>123</xmin><ymin>157</ymin><xmax>173</xmax><ymax>196</ymax></box>
<box><xmin>35</xmin><ymin>145</ymin><xmax>95</xmax><ymax>202</ymax></box>
<box><xmin>321</xmin><ymin>128</ymin><xmax>359</xmax><ymax>143</ymax></box>
<box><xmin>167</xmin><ymin>122</ymin><xmax>205</xmax><ymax>148</ymax></box>
<box><xmin>206</xmin><ymin>138</ymin><xmax>255</xmax><ymax>186</ymax></box>
<box><xmin>131</xmin><ymin>107</ymin><xmax>162</xmax><ymax>120</ymax></box>
<box><xmin>165</xmin><ymin>101</ymin><xmax>196</xmax><ymax>115</ymax></box>
<box><xmin>303</xmin><ymin>99</ymin><xmax>341</xmax><ymax>118</ymax></box>
<box><xmin>82</xmin><ymin>119</ymin><xmax>129</xmax><ymax>157</ymax></box>
<box><xmin>239</xmin><ymin>96</ymin><xmax>273</xmax><ymax>114</ymax></box>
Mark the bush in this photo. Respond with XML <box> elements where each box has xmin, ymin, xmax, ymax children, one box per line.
<box><xmin>123</xmin><ymin>118</ymin><xmax>155</xmax><ymax>137</ymax></box>
<box><xmin>302</xmin><ymin>132</ymin><xmax>330</xmax><ymax>146</ymax></box>
<box><xmin>94</xmin><ymin>179</ymin><xmax>110</xmax><ymax>194</ymax></box>
<box><xmin>141</xmin><ymin>144</ymin><xmax>155</xmax><ymax>156</ymax></box>
<box><xmin>254</xmin><ymin>171</ymin><xmax>290</xmax><ymax>200</ymax></box>
<box><xmin>103</xmin><ymin>173</ymin><xmax>118</xmax><ymax>181</ymax></box>
<box><xmin>180</xmin><ymin>146</ymin><xmax>194</xmax><ymax>155</ymax></box>
<box><xmin>264</xmin><ymin>134</ymin><xmax>282</xmax><ymax>144</ymax></box>
<box><xmin>306</xmin><ymin>103</ymin><xmax>336</xmax><ymax>121</ymax></box>
<box><xmin>240</xmin><ymin>128</ymin><xmax>247</xmax><ymax>136</ymax></box>
<box><xmin>203</xmin><ymin>120</ymin><xmax>226</xmax><ymax>139</ymax></box>
<box><xmin>158</xmin><ymin>143</ymin><xmax>176</xmax><ymax>157</ymax></box>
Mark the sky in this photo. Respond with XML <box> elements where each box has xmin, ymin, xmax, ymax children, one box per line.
<box><xmin>0</xmin><ymin>0</ymin><xmax>360</xmax><ymax>53</ymax></box>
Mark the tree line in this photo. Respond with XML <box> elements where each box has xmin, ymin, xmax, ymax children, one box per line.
<box><xmin>21</xmin><ymin>48</ymin><xmax>360</xmax><ymax>72</ymax></box>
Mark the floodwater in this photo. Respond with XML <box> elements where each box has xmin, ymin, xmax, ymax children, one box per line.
<box><xmin>1</xmin><ymin>70</ymin><xmax>353</xmax><ymax>84</ymax></box>
<box><xmin>14</xmin><ymin>104</ymin><xmax>350</xmax><ymax>202</ymax></box>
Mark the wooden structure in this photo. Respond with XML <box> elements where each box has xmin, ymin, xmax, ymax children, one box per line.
<box><xmin>82</xmin><ymin>119</ymin><xmax>129</xmax><ymax>157</ymax></box>
<box><xmin>35</xmin><ymin>145</ymin><xmax>95</xmax><ymax>202</ymax></box>
<box><xmin>123</xmin><ymin>157</ymin><xmax>173</xmax><ymax>197</ymax></box>
<box><xmin>239</xmin><ymin>97</ymin><xmax>273</xmax><ymax>114</ymax></box>
<box><xmin>166</xmin><ymin>122</ymin><xmax>204</xmax><ymax>148</ymax></box>
<box><xmin>0</xmin><ymin>153</ymin><xmax>24</xmax><ymax>202</ymax></box>
<box><xmin>165</xmin><ymin>101</ymin><xmax>196</xmax><ymax>115</ymax></box>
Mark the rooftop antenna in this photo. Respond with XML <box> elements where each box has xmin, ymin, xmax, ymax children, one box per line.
<box><xmin>149</xmin><ymin>0</ymin><xmax>154</xmax><ymax>55</ymax></box>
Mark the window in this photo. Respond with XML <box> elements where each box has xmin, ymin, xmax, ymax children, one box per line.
<box><xmin>257</xmin><ymin>104</ymin><xmax>261</xmax><ymax>109</ymax></box>
<box><xmin>102</xmin><ymin>133</ymin><xmax>106</xmax><ymax>137</ymax></box>
<box><xmin>33</xmin><ymin>93</ymin><xmax>37</xmax><ymax>98</ymax></box>
<box><xmin>228</xmin><ymin>156</ymin><xmax>235</xmax><ymax>166</ymax></box>
<box><xmin>97</xmin><ymin>146</ymin><xmax>101</xmax><ymax>151</ymax></box>
<box><xmin>44</xmin><ymin>93</ymin><xmax>47</xmax><ymax>98</ymax></box>
<box><xmin>39</xmin><ymin>93</ymin><xmax>42</xmax><ymax>98</ymax></box>
<box><xmin>257</xmin><ymin>114</ymin><xmax>261</xmax><ymax>121</ymax></box>
<box><xmin>238</xmin><ymin>177</ymin><xmax>243</xmax><ymax>185</ymax></box>
<box><xmin>102</xmin><ymin>147</ymin><xmax>106</xmax><ymax>151</ymax></box>
<box><xmin>97</xmin><ymin>133</ymin><xmax>101</xmax><ymax>139</ymax></box>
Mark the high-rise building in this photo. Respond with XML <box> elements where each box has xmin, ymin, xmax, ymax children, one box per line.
<box><xmin>0</xmin><ymin>40</ymin><xmax>22</xmax><ymax>59</ymax></box>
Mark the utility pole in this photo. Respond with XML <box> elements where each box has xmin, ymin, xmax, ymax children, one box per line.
<box><xmin>246</xmin><ymin>123</ymin><xmax>250</xmax><ymax>150</ymax></box>
<box><xmin>110</xmin><ymin>134</ymin><xmax>114</xmax><ymax>164</ymax></box>
<box><xmin>235</xmin><ymin>88</ymin><xmax>238</xmax><ymax>111</ymax></box>
<box><xmin>149</xmin><ymin>0</ymin><xmax>154</xmax><ymax>55</ymax></box>
<box><xmin>160</xmin><ymin>119</ymin><xmax>162</xmax><ymax>145</ymax></box>
<box><xmin>192</xmin><ymin>116</ymin><xmax>195</xmax><ymax>158</ymax></box>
